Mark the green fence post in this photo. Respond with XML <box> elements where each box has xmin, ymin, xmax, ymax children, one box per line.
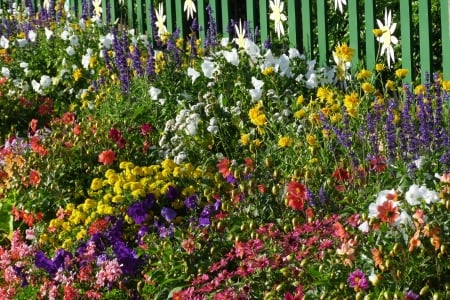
<box><xmin>165</xmin><ymin>0</ymin><xmax>174</xmax><ymax>33</ymax></box>
<box><xmin>441</xmin><ymin>0</ymin><xmax>450</xmax><ymax>80</ymax></box>
<box><xmin>146</xmin><ymin>0</ymin><xmax>153</xmax><ymax>37</ymax></box>
<box><xmin>175</xmin><ymin>0</ymin><xmax>184</xmax><ymax>36</ymax></box>
<box><xmin>348</xmin><ymin>0</ymin><xmax>360</xmax><ymax>71</ymax></box>
<box><xmin>364</xmin><ymin>0</ymin><xmax>376</xmax><ymax>71</ymax></box>
<box><xmin>399</xmin><ymin>0</ymin><xmax>413</xmax><ymax>82</ymax></box>
<box><xmin>135</xmin><ymin>0</ymin><xmax>143</xmax><ymax>33</ymax></box>
<box><xmin>127</xmin><ymin>0</ymin><xmax>134</xmax><ymax>29</ymax></box>
<box><xmin>418</xmin><ymin>0</ymin><xmax>432</xmax><ymax>82</ymax></box>
<box><xmin>259</xmin><ymin>0</ymin><xmax>268</xmax><ymax>44</ymax></box>
<box><xmin>316</xmin><ymin>0</ymin><xmax>328</xmax><ymax>67</ymax></box>
<box><xmin>287</xmin><ymin>0</ymin><xmax>301</xmax><ymax>49</ymax></box>
<box><xmin>246</xmin><ymin>0</ymin><xmax>256</xmax><ymax>35</ymax></box>
<box><xmin>301</xmin><ymin>0</ymin><xmax>313</xmax><ymax>59</ymax></box>
<box><xmin>220</xmin><ymin>0</ymin><xmax>230</xmax><ymax>38</ymax></box>
<box><xmin>197</xmin><ymin>0</ymin><xmax>206</xmax><ymax>44</ymax></box>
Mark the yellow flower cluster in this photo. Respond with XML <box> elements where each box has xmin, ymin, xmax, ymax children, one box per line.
<box><xmin>248</xmin><ymin>101</ymin><xmax>267</xmax><ymax>134</ymax></box>
<box><xmin>42</xmin><ymin>159</ymin><xmax>213</xmax><ymax>250</ymax></box>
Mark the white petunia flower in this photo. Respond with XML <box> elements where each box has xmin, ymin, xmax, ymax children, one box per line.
<box><xmin>0</xmin><ymin>36</ymin><xmax>9</xmax><ymax>48</ymax></box>
<box><xmin>405</xmin><ymin>184</ymin><xmax>440</xmax><ymax>205</ymax></box>
<box><xmin>1</xmin><ymin>67</ymin><xmax>10</xmax><ymax>78</ymax></box>
<box><xmin>376</xmin><ymin>8</ymin><xmax>398</xmax><ymax>68</ymax></box>
<box><xmin>44</xmin><ymin>28</ymin><xmax>53</xmax><ymax>40</ymax></box>
<box><xmin>149</xmin><ymin>86</ymin><xmax>161</xmax><ymax>100</ymax></box>
<box><xmin>222</xmin><ymin>48</ymin><xmax>239</xmax><ymax>66</ymax></box>
<box><xmin>201</xmin><ymin>60</ymin><xmax>216</xmax><ymax>79</ymax></box>
<box><xmin>40</xmin><ymin>75</ymin><xmax>52</xmax><ymax>88</ymax></box>
<box><xmin>269</xmin><ymin>0</ymin><xmax>287</xmax><ymax>39</ymax></box>
<box><xmin>81</xmin><ymin>49</ymin><xmax>93</xmax><ymax>69</ymax></box>
<box><xmin>187</xmin><ymin>67</ymin><xmax>200</xmax><ymax>84</ymax></box>
<box><xmin>66</xmin><ymin>46</ymin><xmax>75</xmax><ymax>56</ymax></box>
<box><xmin>27</xmin><ymin>30</ymin><xmax>37</xmax><ymax>42</ymax></box>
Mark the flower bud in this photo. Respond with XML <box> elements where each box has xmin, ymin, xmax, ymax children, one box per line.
<box><xmin>420</xmin><ymin>285</ymin><xmax>430</xmax><ymax>296</ymax></box>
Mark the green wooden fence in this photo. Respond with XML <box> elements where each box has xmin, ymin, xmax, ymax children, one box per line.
<box><xmin>1</xmin><ymin>0</ymin><xmax>450</xmax><ymax>81</ymax></box>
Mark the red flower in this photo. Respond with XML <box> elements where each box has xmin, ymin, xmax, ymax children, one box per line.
<box><xmin>29</xmin><ymin>169</ymin><xmax>41</xmax><ymax>186</ymax></box>
<box><xmin>370</xmin><ymin>155</ymin><xmax>387</xmax><ymax>172</ymax></box>
<box><xmin>377</xmin><ymin>200</ymin><xmax>399</xmax><ymax>224</ymax></box>
<box><xmin>73</xmin><ymin>124</ymin><xmax>81</xmax><ymax>135</ymax></box>
<box><xmin>29</xmin><ymin>119</ymin><xmax>38</xmax><ymax>135</ymax></box>
<box><xmin>98</xmin><ymin>149</ymin><xmax>115</xmax><ymax>165</ymax></box>
<box><xmin>286</xmin><ymin>181</ymin><xmax>307</xmax><ymax>211</ymax></box>
<box><xmin>217</xmin><ymin>157</ymin><xmax>231</xmax><ymax>178</ymax></box>
<box><xmin>62</xmin><ymin>112</ymin><xmax>75</xmax><ymax>124</ymax></box>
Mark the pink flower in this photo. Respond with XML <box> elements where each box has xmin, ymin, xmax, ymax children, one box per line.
<box><xmin>348</xmin><ymin>269</ymin><xmax>369</xmax><ymax>292</ymax></box>
<box><xmin>98</xmin><ymin>150</ymin><xmax>115</xmax><ymax>165</ymax></box>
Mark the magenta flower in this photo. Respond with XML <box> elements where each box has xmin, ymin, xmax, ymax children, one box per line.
<box><xmin>347</xmin><ymin>269</ymin><xmax>369</xmax><ymax>292</ymax></box>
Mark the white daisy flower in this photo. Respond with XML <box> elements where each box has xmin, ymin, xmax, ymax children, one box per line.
<box><xmin>376</xmin><ymin>9</ymin><xmax>398</xmax><ymax>68</ymax></box>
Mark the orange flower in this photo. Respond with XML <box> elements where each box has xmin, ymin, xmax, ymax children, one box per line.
<box><xmin>409</xmin><ymin>230</ymin><xmax>421</xmax><ymax>252</ymax></box>
<box><xmin>286</xmin><ymin>181</ymin><xmax>307</xmax><ymax>211</ymax></box>
<box><xmin>181</xmin><ymin>237</ymin><xmax>196</xmax><ymax>255</ymax></box>
<box><xmin>217</xmin><ymin>157</ymin><xmax>231</xmax><ymax>178</ymax></box>
<box><xmin>371</xmin><ymin>248</ymin><xmax>384</xmax><ymax>269</ymax></box>
<box><xmin>377</xmin><ymin>200</ymin><xmax>399</xmax><ymax>224</ymax></box>
<box><xmin>73</xmin><ymin>124</ymin><xmax>81</xmax><ymax>135</ymax></box>
<box><xmin>98</xmin><ymin>149</ymin><xmax>116</xmax><ymax>165</ymax></box>
<box><xmin>29</xmin><ymin>119</ymin><xmax>38</xmax><ymax>134</ymax></box>
<box><xmin>29</xmin><ymin>169</ymin><xmax>41</xmax><ymax>186</ymax></box>
<box><xmin>332</xmin><ymin>221</ymin><xmax>347</xmax><ymax>240</ymax></box>
<box><xmin>431</xmin><ymin>235</ymin><xmax>440</xmax><ymax>251</ymax></box>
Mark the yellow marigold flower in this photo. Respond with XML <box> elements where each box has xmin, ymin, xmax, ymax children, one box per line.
<box><xmin>442</xmin><ymin>80</ymin><xmax>450</xmax><ymax>91</ymax></box>
<box><xmin>294</xmin><ymin>108</ymin><xmax>306</xmax><ymax>119</ymax></box>
<box><xmin>278</xmin><ymin>136</ymin><xmax>293</xmax><ymax>148</ymax></box>
<box><xmin>372</xmin><ymin>28</ymin><xmax>383</xmax><ymax>37</ymax></box>
<box><xmin>182</xmin><ymin>185</ymin><xmax>196</xmax><ymax>196</ymax></box>
<box><xmin>97</xmin><ymin>203</ymin><xmax>114</xmax><ymax>215</ymax></box>
<box><xmin>414</xmin><ymin>84</ymin><xmax>426</xmax><ymax>95</ymax></box>
<box><xmin>240</xmin><ymin>133</ymin><xmax>250</xmax><ymax>145</ymax></box>
<box><xmin>132</xmin><ymin>167</ymin><xmax>144</xmax><ymax>176</ymax></box>
<box><xmin>334</xmin><ymin>42</ymin><xmax>354</xmax><ymax>63</ymax></box>
<box><xmin>119</xmin><ymin>161</ymin><xmax>134</xmax><ymax>169</ymax></box>
<box><xmin>162</xmin><ymin>158</ymin><xmax>176</xmax><ymax>170</ymax></box>
<box><xmin>131</xmin><ymin>189</ymin><xmax>146</xmax><ymax>199</ymax></box>
<box><xmin>90</xmin><ymin>178</ymin><xmax>103</xmax><ymax>191</ymax></box>
<box><xmin>76</xmin><ymin>229</ymin><xmax>87</xmax><ymax>241</ymax></box>
<box><xmin>296</xmin><ymin>95</ymin><xmax>304</xmax><ymax>105</ymax></box>
<box><xmin>173</xmin><ymin>166</ymin><xmax>182</xmax><ymax>177</ymax></box>
<box><xmin>176</xmin><ymin>37</ymin><xmax>184</xmax><ymax>48</ymax></box>
<box><xmin>49</xmin><ymin>219</ymin><xmax>63</xmax><ymax>229</ymax></box>
<box><xmin>331</xmin><ymin>113</ymin><xmax>342</xmax><ymax>123</ymax></box>
<box><xmin>385</xmin><ymin>80</ymin><xmax>395</xmax><ymax>91</ymax></box>
<box><xmin>356</xmin><ymin>69</ymin><xmax>372</xmax><ymax>80</ymax></box>
<box><xmin>309</xmin><ymin>113</ymin><xmax>321</xmax><ymax>125</ymax></box>
<box><xmin>344</xmin><ymin>92</ymin><xmax>359</xmax><ymax>108</ymax></box>
<box><xmin>306</xmin><ymin>134</ymin><xmax>317</xmax><ymax>147</ymax></box>
<box><xmin>82</xmin><ymin>198</ymin><xmax>97</xmax><ymax>211</ymax></box>
<box><xmin>69</xmin><ymin>210</ymin><xmax>86</xmax><ymax>225</ymax></box>
<box><xmin>62</xmin><ymin>239</ymin><xmax>73</xmax><ymax>249</ymax></box>
<box><xmin>395</xmin><ymin>68</ymin><xmax>408</xmax><ymax>79</ymax></box>
<box><xmin>375</xmin><ymin>63</ymin><xmax>385</xmax><ymax>72</ymax></box>
<box><xmin>130</xmin><ymin>182</ymin><xmax>144</xmax><ymax>191</ymax></box>
<box><xmin>317</xmin><ymin>87</ymin><xmax>332</xmax><ymax>102</ymax></box>
<box><xmin>89</xmin><ymin>56</ymin><xmax>97</xmax><ymax>68</ymax></box>
<box><xmin>361</xmin><ymin>82</ymin><xmax>375</xmax><ymax>93</ymax></box>
<box><xmin>39</xmin><ymin>233</ymin><xmax>48</xmax><ymax>244</ymax></box>
<box><xmin>112</xmin><ymin>195</ymin><xmax>123</xmax><ymax>203</ymax></box>
<box><xmin>62</xmin><ymin>221</ymin><xmax>71</xmax><ymax>231</ymax></box>
<box><xmin>253</xmin><ymin>139</ymin><xmax>262</xmax><ymax>147</ymax></box>
<box><xmin>103</xmin><ymin>193</ymin><xmax>112</xmax><ymax>203</ymax></box>
<box><xmin>248</xmin><ymin>102</ymin><xmax>267</xmax><ymax>133</ymax></box>
<box><xmin>262</xmin><ymin>66</ymin><xmax>274</xmax><ymax>75</ymax></box>
<box><xmin>73</xmin><ymin>68</ymin><xmax>82</xmax><ymax>81</ymax></box>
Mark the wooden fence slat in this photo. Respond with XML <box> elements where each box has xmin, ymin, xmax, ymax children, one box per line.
<box><xmin>348</xmin><ymin>0</ymin><xmax>360</xmax><ymax>70</ymax></box>
<box><xmin>287</xmin><ymin>0</ymin><xmax>300</xmax><ymax>48</ymax></box>
<box><xmin>220</xmin><ymin>0</ymin><xmax>229</xmax><ymax>37</ymax></box>
<box><xmin>364</xmin><ymin>0</ymin><xmax>376</xmax><ymax>71</ymax></box>
<box><xmin>175</xmin><ymin>0</ymin><xmax>184</xmax><ymax>36</ymax></box>
<box><xmin>146</xmin><ymin>0</ymin><xmax>152</xmax><ymax>38</ymax></box>
<box><xmin>441</xmin><ymin>0</ymin><xmax>450</xmax><ymax>79</ymax></box>
<box><xmin>246</xmin><ymin>0</ymin><xmax>255</xmax><ymax>37</ymax></box>
<box><xmin>165</xmin><ymin>0</ymin><xmax>174</xmax><ymax>33</ymax></box>
<box><xmin>127</xmin><ymin>0</ymin><xmax>134</xmax><ymax>28</ymax></box>
<box><xmin>301</xmin><ymin>0</ymin><xmax>313</xmax><ymax>59</ymax></box>
<box><xmin>316</xmin><ymin>0</ymin><xmax>328</xmax><ymax>67</ymax></box>
<box><xmin>197</xmin><ymin>0</ymin><xmax>206</xmax><ymax>45</ymax></box>
<box><xmin>136</xmin><ymin>0</ymin><xmax>143</xmax><ymax>33</ymax></box>
<box><xmin>400</xmin><ymin>0</ymin><xmax>414</xmax><ymax>82</ymax></box>
<box><xmin>419</xmin><ymin>0</ymin><xmax>432</xmax><ymax>81</ymax></box>
<box><xmin>259</xmin><ymin>0</ymin><xmax>268</xmax><ymax>44</ymax></box>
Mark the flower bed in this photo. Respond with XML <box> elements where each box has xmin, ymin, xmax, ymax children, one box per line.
<box><xmin>1</xmin><ymin>1</ymin><xmax>450</xmax><ymax>299</ymax></box>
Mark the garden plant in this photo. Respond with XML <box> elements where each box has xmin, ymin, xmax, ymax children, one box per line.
<box><xmin>1</xmin><ymin>0</ymin><xmax>450</xmax><ymax>299</ymax></box>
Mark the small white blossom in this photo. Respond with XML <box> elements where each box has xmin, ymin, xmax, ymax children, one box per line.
<box><xmin>269</xmin><ymin>0</ymin><xmax>287</xmax><ymax>39</ymax></box>
<box><xmin>187</xmin><ymin>67</ymin><xmax>200</xmax><ymax>84</ymax></box>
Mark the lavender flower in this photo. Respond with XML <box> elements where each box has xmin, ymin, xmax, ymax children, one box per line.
<box><xmin>204</xmin><ymin>5</ymin><xmax>218</xmax><ymax>49</ymax></box>
<box><xmin>131</xmin><ymin>45</ymin><xmax>144</xmax><ymax>77</ymax></box>
<box><xmin>404</xmin><ymin>290</ymin><xmax>419</xmax><ymax>300</ymax></box>
<box><xmin>386</xmin><ymin>98</ymin><xmax>397</xmax><ymax>162</ymax></box>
